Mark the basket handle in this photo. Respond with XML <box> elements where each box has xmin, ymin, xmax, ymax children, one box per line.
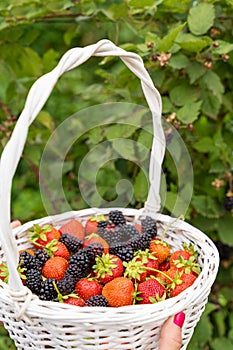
<box><xmin>0</xmin><ymin>39</ymin><xmax>165</xmax><ymax>290</ymax></box>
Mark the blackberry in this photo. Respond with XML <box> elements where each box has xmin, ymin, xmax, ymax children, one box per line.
<box><xmin>127</xmin><ymin>235</ymin><xmax>144</xmax><ymax>252</ymax></box>
<box><xmin>84</xmin><ymin>295</ymin><xmax>109</xmax><ymax>307</ymax></box>
<box><xmin>25</xmin><ymin>268</ymin><xmax>43</xmax><ymax>295</ymax></box>
<box><xmin>215</xmin><ymin>240</ymin><xmax>233</xmax><ymax>260</ymax></box>
<box><xmin>110</xmin><ymin>244</ymin><xmax>134</xmax><ymax>263</ymax></box>
<box><xmin>59</xmin><ymin>233</ymin><xmax>83</xmax><ymax>254</ymax></box>
<box><xmin>121</xmin><ymin>224</ymin><xmax>140</xmax><ymax>240</ymax></box>
<box><xmin>85</xmin><ymin>243</ymin><xmax>104</xmax><ymax>264</ymax></box>
<box><xmin>97</xmin><ymin>220</ymin><xmax>111</xmax><ymax>235</ymax></box>
<box><xmin>39</xmin><ymin>278</ymin><xmax>57</xmax><ymax>301</ymax></box>
<box><xmin>140</xmin><ymin>232</ymin><xmax>153</xmax><ymax>250</ymax></box>
<box><xmin>56</xmin><ymin>275</ymin><xmax>77</xmax><ymax>295</ymax></box>
<box><xmin>224</xmin><ymin>194</ymin><xmax>233</xmax><ymax>211</ymax></box>
<box><xmin>66</xmin><ymin>249</ymin><xmax>91</xmax><ymax>279</ymax></box>
<box><xmin>34</xmin><ymin>249</ymin><xmax>50</xmax><ymax>269</ymax></box>
<box><xmin>19</xmin><ymin>251</ymin><xmax>36</xmax><ymax>271</ymax></box>
<box><xmin>141</xmin><ymin>216</ymin><xmax>157</xmax><ymax>237</ymax></box>
<box><xmin>102</xmin><ymin>226</ymin><xmax>125</xmax><ymax>247</ymax></box>
<box><xmin>109</xmin><ymin>210</ymin><xmax>126</xmax><ymax>226</ymax></box>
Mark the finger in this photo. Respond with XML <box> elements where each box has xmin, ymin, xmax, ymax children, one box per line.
<box><xmin>10</xmin><ymin>220</ymin><xmax>22</xmax><ymax>229</ymax></box>
<box><xmin>158</xmin><ymin>312</ymin><xmax>185</xmax><ymax>350</ymax></box>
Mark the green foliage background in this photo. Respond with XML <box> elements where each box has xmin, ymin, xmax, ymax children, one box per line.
<box><xmin>0</xmin><ymin>0</ymin><xmax>233</xmax><ymax>349</ymax></box>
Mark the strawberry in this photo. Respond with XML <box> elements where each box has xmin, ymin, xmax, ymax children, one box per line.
<box><xmin>64</xmin><ymin>296</ymin><xmax>85</xmax><ymax>307</ymax></box>
<box><xmin>42</xmin><ymin>256</ymin><xmax>68</xmax><ymax>281</ymax></box>
<box><xmin>124</xmin><ymin>258</ymin><xmax>147</xmax><ymax>283</ymax></box>
<box><xmin>84</xmin><ymin>233</ymin><xmax>109</xmax><ymax>254</ymax></box>
<box><xmin>169</xmin><ymin>271</ymin><xmax>197</xmax><ymax>297</ymax></box>
<box><xmin>170</xmin><ymin>250</ymin><xmax>201</xmax><ymax>275</ymax></box>
<box><xmin>149</xmin><ymin>239</ymin><xmax>170</xmax><ymax>264</ymax></box>
<box><xmin>59</xmin><ymin>219</ymin><xmax>84</xmax><ymax>241</ymax></box>
<box><xmin>85</xmin><ymin>215</ymin><xmax>107</xmax><ymax>236</ymax></box>
<box><xmin>158</xmin><ymin>260</ymin><xmax>170</xmax><ymax>272</ymax></box>
<box><xmin>137</xmin><ymin>278</ymin><xmax>167</xmax><ymax>304</ymax></box>
<box><xmin>134</xmin><ymin>249</ymin><xmax>159</xmax><ymax>278</ymax></box>
<box><xmin>170</xmin><ymin>250</ymin><xmax>191</xmax><ymax>269</ymax></box>
<box><xmin>124</xmin><ymin>249</ymin><xmax>159</xmax><ymax>283</ymax></box>
<box><xmin>102</xmin><ymin>277</ymin><xmax>135</xmax><ymax>307</ymax></box>
<box><xmin>156</xmin><ymin>267</ymin><xmax>178</xmax><ymax>285</ymax></box>
<box><xmin>45</xmin><ymin>239</ymin><xmax>70</xmax><ymax>260</ymax></box>
<box><xmin>28</xmin><ymin>224</ymin><xmax>61</xmax><ymax>250</ymax></box>
<box><xmin>93</xmin><ymin>253</ymin><xmax>124</xmax><ymax>284</ymax></box>
<box><xmin>75</xmin><ymin>278</ymin><xmax>103</xmax><ymax>301</ymax></box>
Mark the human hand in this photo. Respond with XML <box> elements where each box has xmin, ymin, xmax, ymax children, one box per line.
<box><xmin>10</xmin><ymin>219</ymin><xmax>22</xmax><ymax>229</ymax></box>
<box><xmin>158</xmin><ymin>312</ymin><xmax>185</xmax><ymax>350</ymax></box>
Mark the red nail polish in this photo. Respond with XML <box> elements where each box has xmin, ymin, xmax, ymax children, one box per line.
<box><xmin>173</xmin><ymin>312</ymin><xmax>185</xmax><ymax>328</ymax></box>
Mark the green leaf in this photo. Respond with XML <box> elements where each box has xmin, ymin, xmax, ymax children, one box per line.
<box><xmin>186</xmin><ymin>61</ymin><xmax>206</xmax><ymax>83</ymax></box>
<box><xmin>105</xmin><ymin>124</ymin><xmax>137</xmax><ymax>140</ymax></box>
<box><xmin>201</xmin><ymin>70</ymin><xmax>224</xmax><ymax>101</ymax></box>
<box><xmin>170</xmin><ymin>83</ymin><xmax>197</xmax><ymax>107</ymax></box>
<box><xmin>128</xmin><ymin>0</ymin><xmax>155</xmax><ymax>7</ymax></box>
<box><xmin>176</xmin><ymin>33</ymin><xmax>212</xmax><ymax>52</ymax></box>
<box><xmin>158</xmin><ymin>22</ymin><xmax>186</xmax><ymax>52</ymax></box>
<box><xmin>211</xmin><ymin>337</ymin><xmax>233</xmax><ymax>350</ymax></box>
<box><xmin>188</xmin><ymin>3</ymin><xmax>215</xmax><ymax>36</ymax></box>
<box><xmin>188</xmin><ymin>314</ymin><xmax>213</xmax><ymax>347</ymax></box>
<box><xmin>212</xmin><ymin>40</ymin><xmax>233</xmax><ymax>54</ymax></box>
<box><xmin>112</xmin><ymin>139</ymin><xmax>136</xmax><ymax>160</ymax></box>
<box><xmin>217</xmin><ymin>215</ymin><xmax>233</xmax><ymax>246</ymax></box>
<box><xmin>168</xmin><ymin>54</ymin><xmax>190</xmax><ymax>69</ymax></box>
<box><xmin>134</xmin><ymin>169</ymin><xmax>149</xmax><ymax>202</ymax></box>
<box><xmin>37</xmin><ymin>111</ymin><xmax>55</xmax><ymax>131</ymax></box>
<box><xmin>201</xmin><ymin>92</ymin><xmax>221</xmax><ymax>118</ymax></box>
<box><xmin>177</xmin><ymin>101</ymin><xmax>202</xmax><ymax>124</ymax></box>
<box><xmin>162</xmin><ymin>96</ymin><xmax>173</xmax><ymax>113</ymax></box>
<box><xmin>193</xmin><ymin>137</ymin><xmax>215</xmax><ymax>153</ymax></box>
<box><xmin>12</xmin><ymin>188</ymin><xmax>43</xmax><ymax>222</ymax></box>
<box><xmin>192</xmin><ymin>195</ymin><xmax>222</xmax><ymax>218</ymax></box>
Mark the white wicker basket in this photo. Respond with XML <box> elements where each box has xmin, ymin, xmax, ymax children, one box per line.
<box><xmin>0</xmin><ymin>39</ymin><xmax>219</xmax><ymax>350</ymax></box>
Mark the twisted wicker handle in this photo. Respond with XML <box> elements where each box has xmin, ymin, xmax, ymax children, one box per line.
<box><xmin>0</xmin><ymin>39</ymin><xmax>165</xmax><ymax>290</ymax></box>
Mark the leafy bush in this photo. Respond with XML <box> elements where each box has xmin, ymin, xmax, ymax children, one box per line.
<box><xmin>0</xmin><ymin>0</ymin><xmax>232</xmax><ymax>349</ymax></box>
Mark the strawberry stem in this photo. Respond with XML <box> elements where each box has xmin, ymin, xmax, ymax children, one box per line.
<box><xmin>161</xmin><ymin>214</ymin><xmax>185</xmax><ymax>242</ymax></box>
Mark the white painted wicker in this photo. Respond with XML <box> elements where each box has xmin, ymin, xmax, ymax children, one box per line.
<box><xmin>0</xmin><ymin>40</ymin><xmax>219</xmax><ymax>350</ymax></box>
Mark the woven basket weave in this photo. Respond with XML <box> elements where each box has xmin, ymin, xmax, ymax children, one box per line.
<box><xmin>0</xmin><ymin>39</ymin><xmax>219</xmax><ymax>350</ymax></box>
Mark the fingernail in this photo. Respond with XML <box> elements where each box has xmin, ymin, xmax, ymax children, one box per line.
<box><xmin>173</xmin><ymin>312</ymin><xmax>185</xmax><ymax>328</ymax></box>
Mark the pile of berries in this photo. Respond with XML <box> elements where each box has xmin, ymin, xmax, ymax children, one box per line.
<box><xmin>0</xmin><ymin>210</ymin><xmax>201</xmax><ymax>307</ymax></box>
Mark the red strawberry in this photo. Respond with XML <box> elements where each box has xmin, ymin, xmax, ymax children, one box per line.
<box><xmin>125</xmin><ymin>250</ymin><xmax>159</xmax><ymax>283</ymax></box>
<box><xmin>28</xmin><ymin>224</ymin><xmax>61</xmax><ymax>250</ymax></box>
<box><xmin>149</xmin><ymin>239</ymin><xmax>170</xmax><ymax>264</ymax></box>
<box><xmin>170</xmin><ymin>250</ymin><xmax>201</xmax><ymax>275</ymax></box>
<box><xmin>45</xmin><ymin>239</ymin><xmax>70</xmax><ymax>260</ymax></box>
<box><xmin>158</xmin><ymin>260</ymin><xmax>170</xmax><ymax>272</ymax></box>
<box><xmin>170</xmin><ymin>271</ymin><xmax>197</xmax><ymax>297</ymax></box>
<box><xmin>85</xmin><ymin>215</ymin><xmax>107</xmax><ymax>236</ymax></box>
<box><xmin>93</xmin><ymin>253</ymin><xmax>124</xmax><ymax>284</ymax></box>
<box><xmin>137</xmin><ymin>278</ymin><xmax>167</xmax><ymax>304</ymax></box>
<box><xmin>84</xmin><ymin>233</ymin><xmax>109</xmax><ymax>254</ymax></box>
<box><xmin>59</xmin><ymin>219</ymin><xmax>84</xmax><ymax>241</ymax></box>
<box><xmin>64</xmin><ymin>296</ymin><xmax>85</xmax><ymax>307</ymax></box>
<box><xmin>124</xmin><ymin>258</ymin><xmax>147</xmax><ymax>283</ymax></box>
<box><xmin>170</xmin><ymin>250</ymin><xmax>191</xmax><ymax>269</ymax></box>
<box><xmin>42</xmin><ymin>256</ymin><xmax>68</xmax><ymax>281</ymax></box>
<box><xmin>75</xmin><ymin>278</ymin><xmax>103</xmax><ymax>301</ymax></box>
<box><xmin>102</xmin><ymin>277</ymin><xmax>135</xmax><ymax>307</ymax></box>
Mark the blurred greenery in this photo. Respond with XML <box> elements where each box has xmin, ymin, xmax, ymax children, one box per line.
<box><xmin>0</xmin><ymin>0</ymin><xmax>233</xmax><ymax>349</ymax></box>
